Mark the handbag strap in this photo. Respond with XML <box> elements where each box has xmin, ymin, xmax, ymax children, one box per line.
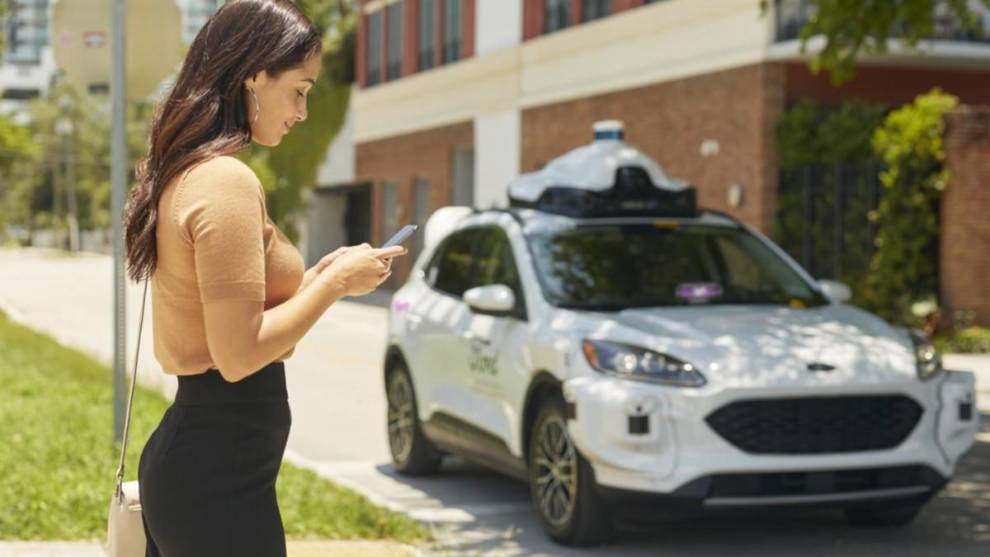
<box><xmin>114</xmin><ymin>276</ymin><xmax>149</xmax><ymax>499</ymax></box>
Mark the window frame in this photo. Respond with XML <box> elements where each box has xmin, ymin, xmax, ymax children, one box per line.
<box><xmin>543</xmin><ymin>0</ymin><xmax>572</xmax><ymax>34</ymax></box>
<box><xmin>471</xmin><ymin>226</ymin><xmax>529</xmax><ymax>320</ymax></box>
<box><xmin>581</xmin><ymin>0</ymin><xmax>613</xmax><ymax>22</ymax></box>
<box><xmin>424</xmin><ymin>225</ymin><xmax>529</xmax><ymax>321</ymax></box>
<box><xmin>426</xmin><ymin>226</ymin><xmax>483</xmax><ymax>299</ymax></box>
<box><xmin>385</xmin><ymin>0</ymin><xmax>404</xmax><ymax>81</ymax></box>
<box><xmin>442</xmin><ymin>0</ymin><xmax>463</xmax><ymax>64</ymax></box>
<box><xmin>418</xmin><ymin>0</ymin><xmax>437</xmax><ymax>71</ymax></box>
<box><xmin>366</xmin><ymin>10</ymin><xmax>383</xmax><ymax>86</ymax></box>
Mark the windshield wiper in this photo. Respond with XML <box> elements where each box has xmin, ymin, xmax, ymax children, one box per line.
<box><xmin>555</xmin><ymin>301</ymin><xmax>631</xmax><ymax>312</ymax></box>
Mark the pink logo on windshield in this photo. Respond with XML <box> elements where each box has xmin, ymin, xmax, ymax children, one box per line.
<box><xmin>393</xmin><ymin>300</ymin><xmax>410</xmax><ymax>313</ymax></box>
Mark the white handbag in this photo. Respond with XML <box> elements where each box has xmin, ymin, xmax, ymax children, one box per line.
<box><xmin>105</xmin><ymin>277</ymin><xmax>150</xmax><ymax>556</ymax></box>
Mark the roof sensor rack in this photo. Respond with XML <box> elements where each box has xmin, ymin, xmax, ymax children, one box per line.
<box><xmin>506</xmin><ymin>120</ymin><xmax>697</xmax><ymax>219</ymax></box>
<box><xmin>511</xmin><ymin>166</ymin><xmax>697</xmax><ymax>218</ymax></box>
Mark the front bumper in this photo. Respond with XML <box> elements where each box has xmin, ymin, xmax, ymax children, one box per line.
<box><xmin>562</xmin><ymin>370</ymin><xmax>977</xmax><ymax>507</ymax></box>
<box><xmin>596</xmin><ymin>464</ymin><xmax>946</xmax><ymax>519</ymax></box>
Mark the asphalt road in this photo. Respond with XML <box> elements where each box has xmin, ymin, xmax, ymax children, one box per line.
<box><xmin>1</xmin><ymin>247</ymin><xmax>987</xmax><ymax>556</ymax></box>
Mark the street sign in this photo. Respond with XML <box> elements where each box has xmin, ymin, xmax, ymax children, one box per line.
<box><xmin>51</xmin><ymin>0</ymin><xmax>184</xmax><ymax>101</ymax></box>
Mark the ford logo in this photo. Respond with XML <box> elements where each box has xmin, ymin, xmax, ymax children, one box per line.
<box><xmin>807</xmin><ymin>363</ymin><xmax>836</xmax><ymax>372</ymax></box>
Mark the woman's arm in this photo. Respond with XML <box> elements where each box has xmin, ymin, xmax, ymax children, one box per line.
<box><xmin>203</xmin><ymin>278</ymin><xmax>346</xmax><ymax>381</ymax></box>
<box><xmin>182</xmin><ymin>157</ymin><xmax>400</xmax><ymax>381</ymax></box>
<box><xmin>204</xmin><ymin>246</ymin><xmax>400</xmax><ymax>381</ymax></box>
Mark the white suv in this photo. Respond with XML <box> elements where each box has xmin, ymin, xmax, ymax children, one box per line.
<box><xmin>382</xmin><ymin>122</ymin><xmax>978</xmax><ymax>546</ymax></box>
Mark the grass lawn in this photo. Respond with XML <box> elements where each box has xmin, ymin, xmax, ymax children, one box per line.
<box><xmin>0</xmin><ymin>308</ymin><xmax>429</xmax><ymax>543</ymax></box>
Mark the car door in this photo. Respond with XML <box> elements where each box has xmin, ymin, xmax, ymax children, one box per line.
<box><xmin>410</xmin><ymin>227</ymin><xmax>482</xmax><ymax>425</ymax></box>
<box><xmin>460</xmin><ymin>226</ymin><xmax>531</xmax><ymax>460</ymax></box>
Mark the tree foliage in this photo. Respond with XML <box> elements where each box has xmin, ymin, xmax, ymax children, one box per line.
<box><xmin>763</xmin><ymin>0</ymin><xmax>990</xmax><ymax>84</ymax></box>
<box><xmin>241</xmin><ymin>0</ymin><xmax>356</xmax><ymax>243</ymax></box>
<box><xmin>0</xmin><ymin>81</ymin><xmax>149</xmax><ymax>245</ymax></box>
<box><xmin>1</xmin><ymin>1</ymin><xmax>356</xmax><ymax>249</ymax></box>
<box><xmin>773</xmin><ymin>99</ymin><xmax>888</xmax><ymax>306</ymax></box>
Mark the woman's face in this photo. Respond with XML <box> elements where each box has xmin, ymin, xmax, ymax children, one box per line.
<box><xmin>243</xmin><ymin>52</ymin><xmax>321</xmax><ymax>147</ymax></box>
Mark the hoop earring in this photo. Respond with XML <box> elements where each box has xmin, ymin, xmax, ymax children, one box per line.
<box><xmin>248</xmin><ymin>87</ymin><xmax>260</xmax><ymax>126</ymax></box>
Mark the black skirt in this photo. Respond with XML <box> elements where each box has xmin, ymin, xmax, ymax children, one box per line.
<box><xmin>138</xmin><ymin>362</ymin><xmax>292</xmax><ymax>557</ymax></box>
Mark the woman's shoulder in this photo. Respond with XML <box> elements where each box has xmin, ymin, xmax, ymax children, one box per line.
<box><xmin>180</xmin><ymin>155</ymin><xmax>263</xmax><ymax>199</ymax></box>
<box><xmin>183</xmin><ymin>155</ymin><xmax>258</xmax><ymax>185</ymax></box>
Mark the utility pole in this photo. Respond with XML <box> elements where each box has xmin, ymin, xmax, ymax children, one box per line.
<box><xmin>111</xmin><ymin>0</ymin><xmax>127</xmax><ymax>444</ymax></box>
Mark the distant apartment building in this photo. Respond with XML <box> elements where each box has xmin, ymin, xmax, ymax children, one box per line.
<box><xmin>181</xmin><ymin>0</ymin><xmax>224</xmax><ymax>43</ymax></box>
<box><xmin>0</xmin><ymin>0</ymin><xmax>55</xmax><ymax>117</ymax></box>
<box><xmin>333</xmin><ymin>0</ymin><xmax>990</xmax><ymax>285</ymax></box>
<box><xmin>0</xmin><ymin>0</ymin><xmax>222</xmax><ymax>116</ymax></box>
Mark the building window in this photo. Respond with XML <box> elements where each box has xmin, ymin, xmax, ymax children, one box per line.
<box><xmin>452</xmin><ymin>147</ymin><xmax>475</xmax><ymax>208</ymax></box>
<box><xmin>412</xmin><ymin>178</ymin><xmax>431</xmax><ymax>258</ymax></box>
<box><xmin>381</xmin><ymin>181</ymin><xmax>398</xmax><ymax>245</ymax></box>
<box><xmin>544</xmin><ymin>0</ymin><xmax>571</xmax><ymax>34</ymax></box>
<box><xmin>3</xmin><ymin>0</ymin><xmax>50</xmax><ymax>65</ymax></box>
<box><xmin>183</xmin><ymin>0</ymin><xmax>223</xmax><ymax>43</ymax></box>
<box><xmin>386</xmin><ymin>1</ymin><xmax>403</xmax><ymax>80</ymax></box>
<box><xmin>367</xmin><ymin>11</ymin><xmax>382</xmax><ymax>85</ymax></box>
<box><xmin>582</xmin><ymin>0</ymin><xmax>612</xmax><ymax>22</ymax></box>
<box><xmin>419</xmin><ymin>0</ymin><xmax>436</xmax><ymax>70</ymax></box>
<box><xmin>443</xmin><ymin>0</ymin><xmax>462</xmax><ymax>64</ymax></box>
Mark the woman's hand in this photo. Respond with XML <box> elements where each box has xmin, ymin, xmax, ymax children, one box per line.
<box><xmin>316</xmin><ymin>244</ymin><xmax>407</xmax><ymax>297</ymax></box>
<box><xmin>296</xmin><ymin>245</ymin><xmax>355</xmax><ymax>295</ymax></box>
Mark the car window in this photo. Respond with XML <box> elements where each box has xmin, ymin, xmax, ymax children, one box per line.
<box><xmin>433</xmin><ymin>228</ymin><xmax>480</xmax><ymax>298</ymax></box>
<box><xmin>527</xmin><ymin>224</ymin><xmax>828</xmax><ymax>310</ymax></box>
<box><xmin>474</xmin><ymin>227</ymin><xmax>525</xmax><ymax>312</ymax></box>
<box><xmin>423</xmin><ymin>241</ymin><xmax>446</xmax><ymax>287</ymax></box>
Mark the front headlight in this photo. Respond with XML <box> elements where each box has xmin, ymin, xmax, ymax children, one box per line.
<box><xmin>581</xmin><ymin>339</ymin><xmax>706</xmax><ymax>387</ymax></box>
<box><xmin>909</xmin><ymin>329</ymin><xmax>943</xmax><ymax>381</ymax></box>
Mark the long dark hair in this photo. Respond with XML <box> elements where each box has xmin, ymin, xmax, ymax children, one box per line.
<box><xmin>123</xmin><ymin>0</ymin><xmax>321</xmax><ymax>282</ymax></box>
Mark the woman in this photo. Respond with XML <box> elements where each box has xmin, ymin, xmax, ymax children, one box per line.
<box><xmin>121</xmin><ymin>1</ymin><xmax>404</xmax><ymax>555</ymax></box>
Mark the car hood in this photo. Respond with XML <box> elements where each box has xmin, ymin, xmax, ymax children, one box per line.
<box><xmin>556</xmin><ymin>304</ymin><xmax>919</xmax><ymax>388</ymax></box>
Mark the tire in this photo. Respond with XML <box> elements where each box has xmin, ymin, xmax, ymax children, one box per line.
<box><xmin>385</xmin><ymin>361</ymin><xmax>442</xmax><ymax>475</ymax></box>
<box><xmin>528</xmin><ymin>394</ymin><xmax>613</xmax><ymax>546</ymax></box>
<box><xmin>844</xmin><ymin>501</ymin><xmax>925</xmax><ymax>527</ymax></box>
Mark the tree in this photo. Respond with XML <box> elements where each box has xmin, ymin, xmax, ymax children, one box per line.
<box><xmin>1</xmin><ymin>81</ymin><xmax>148</xmax><ymax>248</ymax></box>
<box><xmin>764</xmin><ymin>0</ymin><xmax>990</xmax><ymax>84</ymax></box>
<box><xmin>0</xmin><ymin>0</ymin><xmax>10</xmax><ymax>53</ymax></box>
<box><xmin>246</xmin><ymin>0</ymin><xmax>356</xmax><ymax>243</ymax></box>
<box><xmin>0</xmin><ymin>114</ymin><xmax>37</xmax><ymax>240</ymax></box>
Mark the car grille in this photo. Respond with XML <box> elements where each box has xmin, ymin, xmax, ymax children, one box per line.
<box><xmin>705</xmin><ymin>395</ymin><xmax>924</xmax><ymax>455</ymax></box>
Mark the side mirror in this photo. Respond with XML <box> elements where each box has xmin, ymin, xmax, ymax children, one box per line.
<box><xmin>463</xmin><ymin>284</ymin><xmax>516</xmax><ymax>315</ymax></box>
<box><xmin>818</xmin><ymin>279</ymin><xmax>851</xmax><ymax>304</ymax></box>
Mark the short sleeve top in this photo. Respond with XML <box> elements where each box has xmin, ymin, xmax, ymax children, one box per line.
<box><xmin>151</xmin><ymin>156</ymin><xmax>304</xmax><ymax>375</ymax></box>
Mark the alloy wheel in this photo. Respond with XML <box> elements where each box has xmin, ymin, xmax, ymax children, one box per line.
<box><xmin>387</xmin><ymin>372</ymin><xmax>415</xmax><ymax>463</ymax></box>
<box><xmin>532</xmin><ymin>414</ymin><xmax>578</xmax><ymax>528</ymax></box>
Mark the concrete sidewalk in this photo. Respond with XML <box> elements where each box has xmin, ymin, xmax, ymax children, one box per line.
<box><xmin>0</xmin><ymin>540</ymin><xmax>420</xmax><ymax>557</ymax></box>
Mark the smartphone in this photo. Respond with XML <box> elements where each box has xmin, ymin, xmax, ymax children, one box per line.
<box><xmin>382</xmin><ymin>224</ymin><xmax>418</xmax><ymax>249</ymax></box>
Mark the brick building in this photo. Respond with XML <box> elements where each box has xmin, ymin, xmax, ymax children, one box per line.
<box><xmin>329</xmin><ymin>0</ymin><xmax>990</xmax><ymax>287</ymax></box>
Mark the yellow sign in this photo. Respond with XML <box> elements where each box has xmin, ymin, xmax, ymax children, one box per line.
<box><xmin>52</xmin><ymin>0</ymin><xmax>184</xmax><ymax>101</ymax></box>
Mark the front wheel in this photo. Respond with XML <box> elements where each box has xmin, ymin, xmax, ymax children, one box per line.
<box><xmin>528</xmin><ymin>394</ymin><xmax>613</xmax><ymax>546</ymax></box>
<box><xmin>386</xmin><ymin>362</ymin><xmax>442</xmax><ymax>475</ymax></box>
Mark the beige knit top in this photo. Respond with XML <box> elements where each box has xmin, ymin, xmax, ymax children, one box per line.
<box><xmin>151</xmin><ymin>155</ymin><xmax>304</xmax><ymax>375</ymax></box>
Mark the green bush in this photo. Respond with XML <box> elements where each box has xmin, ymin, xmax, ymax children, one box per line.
<box><xmin>935</xmin><ymin>327</ymin><xmax>990</xmax><ymax>354</ymax></box>
<box><xmin>862</xmin><ymin>88</ymin><xmax>958</xmax><ymax>324</ymax></box>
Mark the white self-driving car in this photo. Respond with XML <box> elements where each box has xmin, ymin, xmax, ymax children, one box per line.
<box><xmin>382</xmin><ymin>121</ymin><xmax>978</xmax><ymax>546</ymax></box>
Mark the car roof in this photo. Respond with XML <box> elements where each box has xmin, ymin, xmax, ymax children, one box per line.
<box><xmin>455</xmin><ymin>207</ymin><xmax>741</xmax><ymax>233</ymax></box>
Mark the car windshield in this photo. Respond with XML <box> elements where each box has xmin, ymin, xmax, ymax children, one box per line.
<box><xmin>526</xmin><ymin>223</ymin><xmax>829</xmax><ymax>310</ymax></box>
